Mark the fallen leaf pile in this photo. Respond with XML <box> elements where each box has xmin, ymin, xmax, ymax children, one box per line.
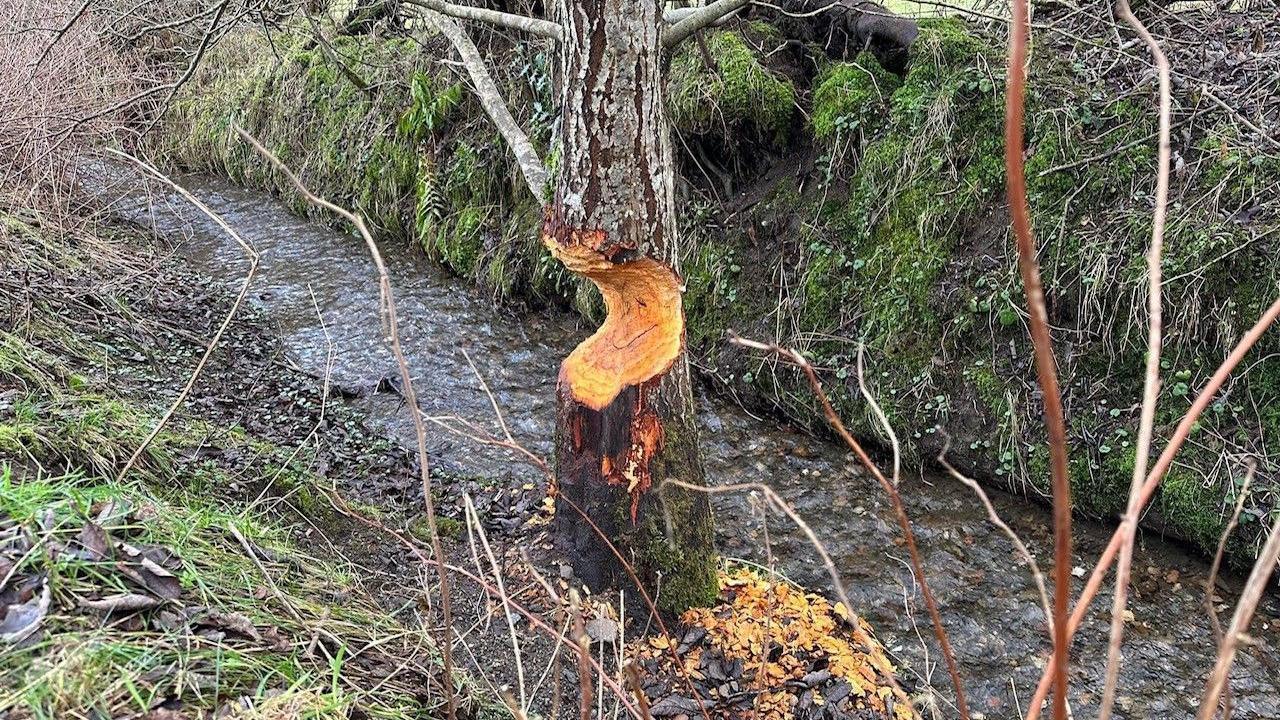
<box><xmin>634</xmin><ymin>569</ymin><xmax>918</xmax><ymax>720</ymax></box>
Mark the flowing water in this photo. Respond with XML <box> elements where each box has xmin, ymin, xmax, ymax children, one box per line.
<box><xmin>84</xmin><ymin>163</ymin><xmax>1280</xmax><ymax>719</ymax></box>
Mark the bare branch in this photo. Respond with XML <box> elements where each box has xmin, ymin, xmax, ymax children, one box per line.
<box><xmin>1197</xmin><ymin>513</ymin><xmax>1280</xmax><ymax>720</ymax></box>
<box><xmin>1005</xmin><ymin>0</ymin><xmax>1073</xmax><ymax>717</ymax></box>
<box><xmin>728</xmin><ymin>333</ymin><xmax>971</xmax><ymax>720</ymax></box>
<box><xmin>938</xmin><ymin>445</ymin><xmax>1052</xmax><ymax>635</ymax></box>
<box><xmin>305</xmin><ymin>12</ymin><xmax>371</xmax><ymax>93</ymax></box>
<box><xmin>25</xmin><ymin>0</ymin><xmax>94</xmax><ymax>81</ymax></box>
<box><xmin>662</xmin><ymin>0</ymin><xmax>748</xmax><ymax>49</ymax></box>
<box><xmin>1204</xmin><ymin>462</ymin><xmax>1256</xmax><ymax>720</ymax></box>
<box><xmin>107</xmin><ymin>149</ymin><xmax>259</xmax><ymax>484</ymax></box>
<box><xmin>401</xmin><ymin>0</ymin><xmax>562</xmax><ymax>41</ymax></box>
<box><xmin>1023</xmin><ymin>291</ymin><xmax>1280</xmax><ymax>720</ymax></box>
<box><xmin>1098</xmin><ymin>3</ymin><xmax>1171</xmax><ymax>718</ymax></box>
<box><xmin>411</xmin><ymin>8</ymin><xmax>549</xmax><ymax>199</ymax></box>
<box><xmin>233</xmin><ymin>125</ymin><xmax>459</xmax><ymax>720</ymax></box>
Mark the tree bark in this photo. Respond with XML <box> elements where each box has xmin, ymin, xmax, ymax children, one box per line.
<box><xmin>546</xmin><ymin>0</ymin><xmax>717</xmax><ymax>614</ymax></box>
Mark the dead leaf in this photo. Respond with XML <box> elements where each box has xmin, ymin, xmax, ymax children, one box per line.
<box><xmin>0</xmin><ymin>576</ymin><xmax>50</xmax><ymax>644</ymax></box>
<box><xmin>79</xmin><ymin>592</ymin><xmax>163</xmax><ymax>614</ymax></box>
<box><xmin>75</xmin><ymin>522</ymin><xmax>113</xmax><ymax>561</ymax></box>
<box><xmin>198</xmin><ymin>610</ymin><xmax>261</xmax><ymax>641</ymax></box>
<box><xmin>115</xmin><ymin>542</ymin><xmax>182</xmax><ymax>600</ymax></box>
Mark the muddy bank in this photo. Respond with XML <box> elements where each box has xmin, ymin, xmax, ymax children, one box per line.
<box><xmin>82</xmin><ymin>163</ymin><xmax>1280</xmax><ymax>718</ymax></box>
<box><xmin>156</xmin><ymin>8</ymin><xmax>1280</xmax><ymax>567</ymax></box>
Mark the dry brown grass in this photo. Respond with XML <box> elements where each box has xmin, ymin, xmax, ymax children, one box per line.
<box><xmin>0</xmin><ymin>0</ymin><xmax>149</xmax><ymax>209</ymax></box>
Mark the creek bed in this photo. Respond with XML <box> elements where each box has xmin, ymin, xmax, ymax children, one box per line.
<box><xmin>84</xmin><ymin>164</ymin><xmax>1280</xmax><ymax>719</ymax></box>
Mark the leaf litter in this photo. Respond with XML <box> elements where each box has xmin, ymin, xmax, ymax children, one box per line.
<box><xmin>633</xmin><ymin>568</ymin><xmax>919</xmax><ymax>720</ymax></box>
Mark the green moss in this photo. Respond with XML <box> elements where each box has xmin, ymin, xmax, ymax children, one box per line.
<box><xmin>812</xmin><ymin>53</ymin><xmax>901</xmax><ymax>141</ymax></box>
<box><xmin>1159</xmin><ymin>468</ymin><xmax>1228</xmax><ymax>551</ymax></box>
<box><xmin>668</xmin><ymin>29</ymin><xmax>796</xmax><ymax>141</ymax></box>
<box><xmin>410</xmin><ymin>514</ymin><xmax>463</xmax><ymax>541</ymax></box>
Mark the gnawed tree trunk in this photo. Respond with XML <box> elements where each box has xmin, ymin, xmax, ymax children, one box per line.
<box><xmin>545</xmin><ymin>0</ymin><xmax>717</xmax><ymax>613</ymax></box>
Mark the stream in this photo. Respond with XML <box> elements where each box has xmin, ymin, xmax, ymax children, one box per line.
<box><xmin>84</xmin><ymin>163</ymin><xmax>1280</xmax><ymax>719</ymax></box>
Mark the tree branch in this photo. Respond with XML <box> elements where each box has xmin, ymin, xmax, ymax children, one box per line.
<box><xmin>412</xmin><ymin>8</ymin><xmax>549</xmax><ymax>198</ymax></box>
<box><xmin>663</xmin><ymin>0</ymin><xmax>749</xmax><ymax>49</ymax></box>
<box><xmin>767</xmin><ymin>0</ymin><xmax>919</xmax><ymax>74</ymax></box>
<box><xmin>402</xmin><ymin>0</ymin><xmax>563</xmax><ymax>41</ymax></box>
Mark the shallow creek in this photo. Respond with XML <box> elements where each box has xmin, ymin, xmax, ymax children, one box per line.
<box><xmin>85</xmin><ymin>164</ymin><xmax>1280</xmax><ymax>718</ymax></box>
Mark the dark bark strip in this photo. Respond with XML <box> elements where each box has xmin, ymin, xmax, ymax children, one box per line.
<box><xmin>548</xmin><ymin>0</ymin><xmax>716</xmax><ymax>613</ymax></box>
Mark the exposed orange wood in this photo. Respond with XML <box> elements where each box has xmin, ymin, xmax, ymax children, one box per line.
<box><xmin>543</xmin><ymin>222</ymin><xmax>685</xmax><ymax>412</ymax></box>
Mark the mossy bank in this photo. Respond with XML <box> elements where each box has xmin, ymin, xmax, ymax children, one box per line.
<box><xmin>155</xmin><ymin>11</ymin><xmax>1280</xmax><ymax>566</ymax></box>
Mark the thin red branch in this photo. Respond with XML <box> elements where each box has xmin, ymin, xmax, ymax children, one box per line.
<box><xmin>1005</xmin><ymin>2</ymin><xmax>1072</xmax><ymax>718</ymax></box>
<box><xmin>729</xmin><ymin>334</ymin><xmax>970</xmax><ymax>720</ymax></box>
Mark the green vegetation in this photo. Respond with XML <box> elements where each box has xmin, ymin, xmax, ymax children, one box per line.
<box><xmin>0</xmin><ymin>208</ymin><xmax>495</xmax><ymax>719</ymax></box>
<box><xmin>157</xmin><ymin>17</ymin><xmax>1280</xmax><ymax>566</ymax></box>
<box><xmin>668</xmin><ymin>28</ymin><xmax>797</xmax><ymax>142</ymax></box>
<box><xmin>811</xmin><ymin>53</ymin><xmax>900</xmax><ymax>142</ymax></box>
<box><xmin>0</xmin><ymin>470</ymin><xmax>445</xmax><ymax>720</ymax></box>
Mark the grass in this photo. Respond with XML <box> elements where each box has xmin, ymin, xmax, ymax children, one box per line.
<box><xmin>0</xmin><ymin>206</ymin><xmax>499</xmax><ymax>719</ymax></box>
<box><xmin>0</xmin><ymin>468</ymin><xmax>444</xmax><ymax>720</ymax></box>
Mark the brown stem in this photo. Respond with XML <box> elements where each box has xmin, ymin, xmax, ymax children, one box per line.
<box><xmin>1005</xmin><ymin>2</ymin><xmax>1072</xmax><ymax>718</ymax></box>
<box><xmin>234</xmin><ymin>125</ymin><xmax>458</xmax><ymax>720</ymax></box>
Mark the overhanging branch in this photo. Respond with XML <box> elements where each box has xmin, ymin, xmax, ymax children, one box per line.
<box><xmin>402</xmin><ymin>0</ymin><xmax>563</xmax><ymax>41</ymax></box>
<box><xmin>413</xmin><ymin>9</ymin><xmax>549</xmax><ymax>198</ymax></box>
<box><xmin>663</xmin><ymin>0</ymin><xmax>750</xmax><ymax>49</ymax></box>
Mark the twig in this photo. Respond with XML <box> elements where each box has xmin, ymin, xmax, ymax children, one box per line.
<box><xmin>233</xmin><ymin>125</ymin><xmax>458</xmax><ymax>720</ymax></box>
<box><xmin>857</xmin><ymin>344</ymin><xmax>900</xmax><ymax>485</ymax></box>
<box><xmin>1196</xmin><ymin>513</ymin><xmax>1280</xmax><ymax>719</ymax></box>
<box><xmin>623</xmin><ymin>662</ymin><xmax>654</xmax><ymax>720</ymax></box>
<box><xmin>726</xmin><ymin>333</ymin><xmax>970</xmax><ymax>719</ymax></box>
<box><xmin>1200</xmin><ymin>85</ymin><xmax>1280</xmax><ymax>151</ymax></box>
<box><xmin>461</xmin><ymin>493</ymin><xmax>527</xmax><ymax>712</ymax></box>
<box><xmin>1203</xmin><ymin>462</ymin><xmax>1256</xmax><ymax>720</ymax></box>
<box><xmin>400</xmin><ymin>0</ymin><xmax>563</xmax><ymax>41</ymax></box>
<box><xmin>663</xmin><ymin>0</ymin><xmax>749</xmax><ymax>49</ymax></box>
<box><xmin>1023</xmin><ymin>293</ymin><xmax>1280</xmax><ymax>720</ymax></box>
<box><xmin>569</xmin><ymin>589</ymin><xmax>594</xmax><ymax>720</ymax></box>
<box><xmin>1098</xmin><ymin>3</ymin><xmax>1171</xmax><ymax>718</ymax></box>
<box><xmin>1005</xmin><ymin>1</ymin><xmax>1073</xmax><ymax>716</ymax></box>
<box><xmin>322</xmin><ymin>486</ymin><xmax>647</xmax><ymax>719</ymax></box>
<box><xmin>410</xmin><ymin>7</ymin><xmax>549</xmax><ymax>198</ymax></box>
<box><xmin>106</xmin><ymin>148</ymin><xmax>259</xmax><ymax>484</ymax></box>
<box><xmin>937</xmin><ymin>443</ymin><xmax>1052</xmax><ymax>632</ymax></box>
<box><xmin>24</xmin><ymin>0</ymin><xmax>94</xmax><ymax>82</ymax></box>
<box><xmin>228</xmin><ymin>522</ymin><xmax>304</xmax><ymax>626</ymax></box>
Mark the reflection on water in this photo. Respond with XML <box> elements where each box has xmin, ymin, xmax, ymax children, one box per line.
<box><xmin>84</xmin><ymin>162</ymin><xmax>1280</xmax><ymax>719</ymax></box>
